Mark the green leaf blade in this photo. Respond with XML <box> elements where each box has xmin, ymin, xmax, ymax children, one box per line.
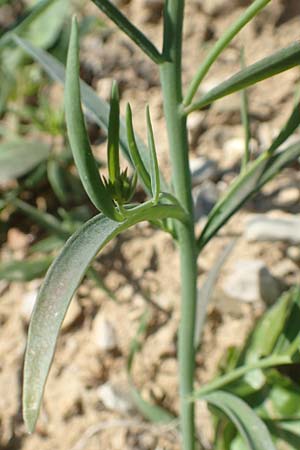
<box><xmin>186</xmin><ymin>41</ymin><xmax>300</xmax><ymax>114</ymax></box>
<box><xmin>12</xmin><ymin>35</ymin><xmax>167</xmax><ymax>194</ymax></box>
<box><xmin>23</xmin><ymin>203</ymin><xmax>186</xmax><ymax>432</ymax></box>
<box><xmin>202</xmin><ymin>391</ymin><xmax>276</xmax><ymax>450</ymax></box>
<box><xmin>0</xmin><ymin>139</ymin><xmax>50</xmax><ymax>184</ymax></box>
<box><xmin>146</xmin><ymin>106</ymin><xmax>160</xmax><ymax>204</ymax></box>
<box><xmin>126</xmin><ymin>104</ymin><xmax>151</xmax><ymax>190</ymax></box>
<box><xmin>65</xmin><ymin>17</ymin><xmax>119</xmax><ymax>221</ymax></box>
<box><xmin>91</xmin><ymin>0</ymin><xmax>164</xmax><ymax>64</ymax></box>
<box><xmin>107</xmin><ymin>81</ymin><xmax>120</xmax><ymax>184</ymax></box>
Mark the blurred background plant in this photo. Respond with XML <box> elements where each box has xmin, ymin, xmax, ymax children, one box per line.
<box><xmin>0</xmin><ymin>0</ymin><xmax>115</xmax><ymax>292</ymax></box>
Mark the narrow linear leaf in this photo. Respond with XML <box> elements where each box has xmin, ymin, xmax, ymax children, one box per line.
<box><xmin>240</xmin><ymin>49</ymin><xmax>251</xmax><ymax>171</ymax></box>
<box><xmin>186</xmin><ymin>41</ymin><xmax>300</xmax><ymax>114</ymax></box>
<box><xmin>0</xmin><ymin>0</ymin><xmax>54</xmax><ymax>45</ymax></box>
<box><xmin>23</xmin><ymin>203</ymin><xmax>185</xmax><ymax>432</ymax></box>
<box><xmin>126</xmin><ymin>104</ymin><xmax>151</xmax><ymax>190</ymax></box>
<box><xmin>0</xmin><ymin>139</ymin><xmax>50</xmax><ymax>184</ymax></box>
<box><xmin>47</xmin><ymin>159</ymin><xmax>86</xmax><ymax>205</ymax></box>
<box><xmin>65</xmin><ymin>17</ymin><xmax>120</xmax><ymax>221</ymax></box>
<box><xmin>202</xmin><ymin>391</ymin><xmax>276</xmax><ymax>450</ymax></box>
<box><xmin>107</xmin><ymin>81</ymin><xmax>120</xmax><ymax>183</ymax></box>
<box><xmin>91</xmin><ymin>0</ymin><xmax>164</xmax><ymax>64</ymax></box>
<box><xmin>12</xmin><ymin>35</ymin><xmax>167</xmax><ymax>193</ymax></box>
<box><xmin>183</xmin><ymin>0</ymin><xmax>271</xmax><ymax>106</ymax></box>
<box><xmin>267</xmin><ymin>102</ymin><xmax>300</xmax><ymax>155</ymax></box>
<box><xmin>0</xmin><ymin>257</ymin><xmax>53</xmax><ymax>282</ymax></box>
<box><xmin>130</xmin><ymin>386</ymin><xmax>175</xmax><ymax>423</ymax></box>
<box><xmin>146</xmin><ymin>106</ymin><xmax>160</xmax><ymax>204</ymax></box>
<box><xmin>197</xmin><ymin>139</ymin><xmax>300</xmax><ymax>252</ymax></box>
<box><xmin>11</xmin><ymin>198</ymin><xmax>69</xmax><ymax>240</ymax></box>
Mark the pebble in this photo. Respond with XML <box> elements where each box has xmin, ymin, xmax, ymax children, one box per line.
<box><xmin>245</xmin><ymin>215</ymin><xmax>300</xmax><ymax>244</ymax></box>
<box><xmin>96</xmin><ymin>78</ymin><xmax>112</xmax><ymax>102</ymax></box>
<box><xmin>274</xmin><ymin>187</ymin><xmax>299</xmax><ymax>208</ymax></box>
<box><xmin>221</xmin><ymin>259</ymin><xmax>281</xmax><ymax>304</ymax></box>
<box><xmin>193</xmin><ymin>181</ymin><xmax>219</xmax><ymax>222</ymax></box>
<box><xmin>97</xmin><ymin>382</ymin><xmax>134</xmax><ymax>414</ymax></box>
<box><xmin>187</xmin><ymin>112</ymin><xmax>205</xmax><ymax>146</ymax></box>
<box><xmin>92</xmin><ymin>313</ymin><xmax>118</xmax><ymax>352</ymax></box>
<box><xmin>189</xmin><ymin>157</ymin><xmax>218</xmax><ymax>186</ymax></box>
<box><xmin>287</xmin><ymin>246</ymin><xmax>300</xmax><ymax>263</ymax></box>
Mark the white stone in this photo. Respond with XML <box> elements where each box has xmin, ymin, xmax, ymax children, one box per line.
<box><xmin>189</xmin><ymin>157</ymin><xmax>218</xmax><ymax>186</ymax></box>
<box><xmin>93</xmin><ymin>313</ymin><xmax>118</xmax><ymax>351</ymax></box>
<box><xmin>245</xmin><ymin>215</ymin><xmax>300</xmax><ymax>244</ymax></box>
<box><xmin>97</xmin><ymin>382</ymin><xmax>134</xmax><ymax>413</ymax></box>
<box><xmin>221</xmin><ymin>259</ymin><xmax>281</xmax><ymax>304</ymax></box>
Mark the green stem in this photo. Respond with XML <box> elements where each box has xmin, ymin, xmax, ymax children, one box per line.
<box><xmin>160</xmin><ymin>1</ymin><xmax>197</xmax><ymax>449</ymax></box>
<box><xmin>193</xmin><ymin>355</ymin><xmax>291</xmax><ymax>398</ymax></box>
<box><xmin>183</xmin><ymin>0</ymin><xmax>271</xmax><ymax>107</ymax></box>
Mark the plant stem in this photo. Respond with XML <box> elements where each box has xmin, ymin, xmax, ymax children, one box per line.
<box><xmin>160</xmin><ymin>1</ymin><xmax>197</xmax><ymax>449</ymax></box>
<box><xmin>193</xmin><ymin>355</ymin><xmax>291</xmax><ymax>398</ymax></box>
<box><xmin>183</xmin><ymin>0</ymin><xmax>271</xmax><ymax>107</ymax></box>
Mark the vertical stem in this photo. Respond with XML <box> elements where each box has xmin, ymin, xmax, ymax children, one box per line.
<box><xmin>160</xmin><ymin>1</ymin><xmax>197</xmax><ymax>449</ymax></box>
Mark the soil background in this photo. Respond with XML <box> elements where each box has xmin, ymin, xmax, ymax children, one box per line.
<box><xmin>1</xmin><ymin>0</ymin><xmax>300</xmax><ymax>449</ymax></box>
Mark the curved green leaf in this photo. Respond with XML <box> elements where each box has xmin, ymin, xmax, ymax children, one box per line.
<box><xmin>202</xmin><ymin>391</ymin><xmax>276</xmax><ymax>450</ymax></box>
<box><xmin>186</xmin><ymin>41</ymin><xmax>300</xmax><ymax>114</ymax></box>
<box><xmin>65</xmin><ymin>18</ymin><xmax>120</xmax><ymax>221</ymax></box>
<box><xmin>12</xmin><ymin>35</ymin><xmax>168</xmax><ymax>193</ymax></box>
<box><xmin>0</xmin><ymin>139</ymin><xmax>50</xmax><ymax>184</ymax></box>
<box><xmin>23</xmin><ymin>203</ymin><xmax>186</xmax><ymax>432</ymax></box>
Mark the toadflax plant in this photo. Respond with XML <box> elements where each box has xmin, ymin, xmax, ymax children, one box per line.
<box><xmin>13</xmin><ymin>0</ymin><xmax>300</xmax><ymax>448</ymax></box>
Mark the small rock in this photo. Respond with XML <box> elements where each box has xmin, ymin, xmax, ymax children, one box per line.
<box><xmin>142</xmin><ymin>0</ymin><xmax>163</xmax><ymax>22</ymax></box>
<box><xmin>7</xmin><ymin>228</ymin><xmax>30</xmax><ymax>251</ymax></box>
<box><xmin>274</xmin><ymin>187</ymin><xmax>299</xmax><ymax>208</ymax></box>
<box><xmin>96</xmin><ymin>78</ymin><xmax>112</xmax><ymax>102</ymax></box>
<box><xmin>97</xmin><ymin>382</ymin><xmax>134</xmax><ymax>413</ymax></box>
<box><xmin>193</xmin><ymin>181</ymin><xmax>219</xmax><ymax>222</ymax></box>
<box><xmin>223</xmin><ymin>137</ymin><xmax>257</xmax><ymax>168</ymax></box>
<box><xmin>92</xmin><ymin>313</ymin><xmax>118</xmax><ymax>351</ymax></box>
<box><xmin>189</xmin><ymin>157</ymin><xmax>218</xmax><ymax>186</ymax></box>
<box><xmin>221</xmin><ymin>259</ymin><xmax>281</xmax><ymax>304</ymax></box>
<box><xmin>21</xmin><ymin>289</ymin><xmax>38</xmax><ymax>322</ymax></box>
<box><xmin>245</xmin><ymin>215</ymin><xmax>300</xmax><ymax>244</ymax></box>
<box><xmin>287</xmin><ymin>246</ymin><xmax>300</xmax><ymax>263</ymax></box>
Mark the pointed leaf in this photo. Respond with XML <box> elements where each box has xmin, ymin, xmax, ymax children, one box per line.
<box><xmin>126</xmin><ymin>104</ymin><xmax>151</xmax><ymax>190</ymax></box>
<box><xmin>197</xmin><ymin>140</ymin><xmax>300</xmax><ymax>252</ymax></box>
<box><xmin>23</xmin><ymin>203</ymin><xmax>186</xmax><ymax>432</ymax></box>
<box><xmin>146</xmin><ymin>106</ymin><xmax>160</xmax><ymax>204</ymax></box>
<box><xmin>186</xmin><ymin>41</ymin><xmax>300</xmax><ymax>114</ymax></box>
<box><xmin>267</xmin><ymin>102</ymin><xmax>300</xmax><ymax>155</ymax></box>
<box><xmin>65</xmin><ymin>17</ymin><xmax>120</xmax><ymax>221</ymax></box>
<box><xmin>91</xmin><ymin>0</ymin><xmax>164</xmax><ymax>64</ymax></box>
<box><xmin>0</xmin><ymin>139</ymin><xmax>50</xmax><ymax>184</ymax></box>
<box><xmin>202</xmin><ymin>391</ymin><xmax>276</xmax><ymax>450</ymax></box>
<box><xmin>107</xmin><ymin>81</ymin><xmax>120</xmax><ymax>184</ymax></box>
<box><xmin>12</xmin><ymin>35</ymin><xmax>168</xmax><ymax>193</ymax></box>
